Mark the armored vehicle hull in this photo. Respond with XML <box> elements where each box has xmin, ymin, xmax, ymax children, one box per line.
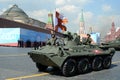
<box><xmin>101</xmin><ymin>38</ymin><xmax>120</xmax><ymax>50</ymax></box>
<box><xmin>28</xmin><ymin>32</ymin><xmax>115</xmax><ymax>76</ymax></box>
<box><xmin>28</xmin><ymin>44</ymin><xmax>115</xmax><ymax>77</ymax></box>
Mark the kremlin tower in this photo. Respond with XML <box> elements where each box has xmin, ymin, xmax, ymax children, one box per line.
<box><xmin>78</xmin><ymin>9</ymin><xmax>87</xmax><ymax>41</ymax></box>
<box><xmin>78</xmin><ymin>10</ymin><xmax>101</xmax><ymax>44</ymax></box>
<box><xmin>79</xmin><ymin>9</ymin><xmax>85</xmax><ymax>34</ymax></box>
<box><xmin>45</xmin><ymin>12</ymin><xmax>54</xmax><ymax>30</ymax></box>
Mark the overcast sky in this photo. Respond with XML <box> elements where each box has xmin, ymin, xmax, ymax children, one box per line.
<box><xmin>0</xmin><ymin>0</ymin><xmax>120</xmax><ymax>37</ymax></box>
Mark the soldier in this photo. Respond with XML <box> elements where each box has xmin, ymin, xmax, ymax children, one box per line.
<box><xmin>63</xmin><ymin>31</ymin><xmax>73</xmax><ymax>41</ymax></box>
<box><xmin>73</xmin><ymin>33</ymin><xmax>81</xmax><ymax>45</ymax></box>
<box><xmin>63</xmin><ymin>31</ymin><xmax>73</xmax><ymax>45</ymax></box>
<box><xmin>85</xmin><ymin>34</ymin><xmax>92</xmax><ymax>45</ymax></box>
<box><xmin>47</xmin><ymin>34</ymin><xmax>57</xmax><ymax>45</ymax></box>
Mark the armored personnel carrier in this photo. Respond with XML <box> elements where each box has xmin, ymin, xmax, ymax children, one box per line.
<box><xmin>101</xmin><ymin>37</ymin><xmax>120</xmax><ymax>50</ymax></box>
<box><xmin>28</xmin><ymin>32</ymin><xmax>115</xmax><ymax>77</ymax></box>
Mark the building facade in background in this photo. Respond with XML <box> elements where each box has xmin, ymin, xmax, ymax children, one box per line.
<box><xmin>105</xmin><ymin>22</ymin><xmax>120</xmax><ymax>42</ymax></box>
<box><xmin>0</xmin><ymin>5</ymin><xmax>62</xmax><ymax>47</ymax></box>
<box><xmin>0</xmin><ymin>4</ymin><xmax>46</xmax><ymax>28</ymax></box>
<box><xmin>90</xmin><ymin>32</ymin><xmax>101</xmax><ymax>44</ymax></box>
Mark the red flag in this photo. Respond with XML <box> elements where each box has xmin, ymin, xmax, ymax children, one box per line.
<box><xmin>55</xmin><ymin>11</ymin><xmax>68</xmax><ymax>32</ymax></box>
<box><xmin>56</xmin><ymin>11</ymin><xmax>68</xmax><ymax>24</ymax></box>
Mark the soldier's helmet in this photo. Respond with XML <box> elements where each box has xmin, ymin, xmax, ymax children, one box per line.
<box><xmin>51</xmin><ymin>34</ymin><xmax>55</xmax><ymax>38</ymax></box>
<box><xmin>87</xmin><ymin>34</ymin><xmax>91</xmax><ymax>37</ymax></box>
<box><xmin>63</xmin><ymin>31</ymin><xmax>71</xmax><ymax>36</ymax></box>
<box><xmin>63</xmin><ymin>31</ymin><xmax>73</xmax><ymax>40</ymax></box>
<box><xmin>74</xmin><ymin>33</ymin><xmax>77</xmax><ymax>35</ymax></box>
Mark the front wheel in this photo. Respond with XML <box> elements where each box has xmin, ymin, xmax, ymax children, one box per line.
<box><xmin>36</xmin><ymin>63</ymin><xmax>48</xmax><ymax>71</ymax></box>
<box><xmin>62</xmin><ymin>59</ymin><xmax>76</xmax><ymax>77</ymax></box>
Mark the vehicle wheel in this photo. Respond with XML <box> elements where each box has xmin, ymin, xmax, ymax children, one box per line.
<box><xmin>36</xmin><ymin>63</ymin><xmax>48</xmax><ymax>71</ymax></box>
<box><xmin>77</xmin><ymin>58</ymin><xmax>89</xmax><ymax>73</ymax></box>
<box><xmin>103</xmin><ymin>56</ymin><xmax>112</xmax><ymax>69</ymax></box>
<box><xmin>62</xmin><ymin>59</ymin><xmax>76</xmax><ymax>77</ymax></box>
<box><xmin>52</xmin><ymin>67</ymin><xmax>59</xmax><ymax>71</ymax></box>
<box><xmin>92</xmin><ymin>57</ymin><xmax>103</xmax><ymax>71</ymax></box>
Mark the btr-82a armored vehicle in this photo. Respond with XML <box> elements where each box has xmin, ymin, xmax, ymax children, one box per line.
<box><xmin>28</xmin><ymin>32</ymin><xmax>115</xmax><ymax>77</ymax></box>
<box><xmin>101</xmin><ymin>37</ymin><xmax>120</xmax><ymax>50</ymax></box>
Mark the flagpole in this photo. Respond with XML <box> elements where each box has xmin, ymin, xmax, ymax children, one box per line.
<box><xmin>52</xmin><ymin>8</ymin><xmax>57</xmax><ymax>34</ymax></box>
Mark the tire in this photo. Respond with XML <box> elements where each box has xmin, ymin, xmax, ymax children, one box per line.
<box><xmin>77</xmin><ymin>58</ymin><xmax>89</xmax><ymax>73</ymax></box>
<box><xmin>36</xmin><ymin>63</ymin><xmax>48</xmax><ymax>71</ymax></box>
<box><xmin>52</xmin><ymin>67</ymin><xmax>59</xmax><ymax>71</ymax></box>
<box><xmin>103</xmin><ymin>56</ymin><xmax>112</xmax><ymax>69</ymax></box>
<box><xmin>92</xmin><ymin>57</ymin><xmax>103</xmax><ymax>71</ymax></box>
<box><xmin>62</xmin><ymin>59</ymin><xmax>76</xmax><ymax>77</ymax></box>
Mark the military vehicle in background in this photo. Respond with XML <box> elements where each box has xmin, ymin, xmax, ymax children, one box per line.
<box><xmin>101</xmin><ymin>37</ymin><xmax>120</xmax><ymax>50</ymax></box>
<box><xmin>28</xmin><ymin>32</ymin><xmax>115</xmax><ymax>77</ymax></box>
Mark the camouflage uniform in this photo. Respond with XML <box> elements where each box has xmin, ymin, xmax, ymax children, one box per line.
<box><xmin>47</xmin><ymin>34</ymin><xmax>57</xmax><ymax>45</ymax></box>
<box><xmin>73</xmin><ymin>33</ymin><xmax>81</xmax><ymax>45</ymax></box>
<box><xmin>85</xmin><ymin>34</ymin><xmax>92</xmax><ymax>45</ymax></box>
